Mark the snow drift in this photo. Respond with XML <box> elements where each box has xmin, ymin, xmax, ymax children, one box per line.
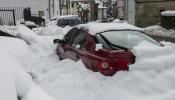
<box><xmin>1</xmin><ymin>23</ymin><xmax>175</xmax><ymax>100</ymax></box>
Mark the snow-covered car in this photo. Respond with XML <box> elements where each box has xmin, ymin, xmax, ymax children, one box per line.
<box><xmin>54</xmin><ymin>23</ymin><xmax>161</xmax><ymax>76</ymax></box>
<box><xmin>57</xmin><ymin>16</ymin><xmax>83</xmax><ymax>27</ymax></box>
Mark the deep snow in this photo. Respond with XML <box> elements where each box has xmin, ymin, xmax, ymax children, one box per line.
<box><xmin>1</xmin><ymin>24</ymin><xmax>175</xmax><ymax>100</ymax></box>
<box><xmin>0</xmin><ymin>38</ymin><xmax>54</xmax><ymax>100</ymax></box>
<box><xmin>144</xmin><ymin>25</ymin><xmax>175</xmax><ymax>38</ymax></box>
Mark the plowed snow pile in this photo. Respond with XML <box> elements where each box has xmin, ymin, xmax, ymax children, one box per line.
<box><xmin>2</xmin><ymin>25</ymin><xmax>175</xmax><ymax>100</ymax></box>
<box><xmin>144</xmin><ymin>25</ymin><xmax>175</xmax><ymax>38</ymax></box>
<box><xmin>26</xmin><ymin>39</ymin><xmax>175</xmax><ymax>100</ymax></box>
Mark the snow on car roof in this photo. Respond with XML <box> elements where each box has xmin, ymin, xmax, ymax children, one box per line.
<box><xmin>77</xmin><ymin>22</ymin><xmax>143</xmax><ymax>35</ymax></box>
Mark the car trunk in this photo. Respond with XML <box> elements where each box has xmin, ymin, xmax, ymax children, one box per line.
<box><xmin>95</xmin><ymin>49</ymin><xmax>135</xmax><ymax>71</ymax></box>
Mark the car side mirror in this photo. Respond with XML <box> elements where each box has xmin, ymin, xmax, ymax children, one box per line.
<box><xmin>53</xmin><ymin>39</ymin><xmax>62</xmax><ymax>44</ymax></box>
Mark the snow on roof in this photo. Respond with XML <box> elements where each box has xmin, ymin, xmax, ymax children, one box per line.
<box><xmin>51</xmin><ymin>15</ymin><xmax>79</xmax><ymax>20</ymax></box>
<box><xmin>161</xmin><ymin>11</ymin><xmax>175</xmax><ymax>16</ymax></box>
<box><xmin>98</xmin><ymin>5</ymin><xmax>107</xmax><ymax>9</ymax></box>
<box><xmin>78</xmin><ymin>22</ymin><xmax>143</xmax><ymax>35</ymax></box>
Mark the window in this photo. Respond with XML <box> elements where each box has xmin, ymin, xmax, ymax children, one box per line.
<box><xmin>96</xmin><ymin>30</ymin><xmax>160</xmax><ymax>49</ymax></box>
<box><xmin>72</xmin><ymin>3</ymin><xmax>74</xmax><ymax>8</ymax></box>
<box><xmin>96</xmin><ymin>34</ymin><xmax>111</xmax><ymax>50</ymax></box>
<box><xmin>64</xmin><ymin>28</ymin><xmax>79</xmax><ymax>45</ymax></box>
<box><xmin>72</xmin><ymin>29</ymin><xmax>88</xmax><ymax>49</ymax></box>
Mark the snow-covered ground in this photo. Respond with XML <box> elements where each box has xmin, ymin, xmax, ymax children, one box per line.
<box><xmin>0</xmin><ymin>36</ymin><xmax>54</xmax><ymax>100</ymax></box>
<box><xmin>1</xmin><ymin>24</ymin><xmax>175</xmax><ymax>100</ymax></box>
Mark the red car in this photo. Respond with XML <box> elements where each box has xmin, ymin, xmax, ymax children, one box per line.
<box><xmin>54</xmin><ymin>23</ymin><xmax>160</xmax><ymax>76</ymax></box>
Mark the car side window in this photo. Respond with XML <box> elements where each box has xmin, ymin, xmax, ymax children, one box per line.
<box><xmin>72</xmin><ymin>29</ymin><xmax>88</xmax><ymax>49</ymax></box>
<box><xmin>96</xmin><ymin>34</ymin><xmax>111</xmax><ymax>50</ymax></box>
<box><xmin>64</xmin><ymin>28</ymin><xmax>79</xmax><ymax>45</ymax></box>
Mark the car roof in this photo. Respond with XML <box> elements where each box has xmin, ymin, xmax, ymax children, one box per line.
<box><xmin>77</xmin><ymin>23</ymin><xmax>143</xmax><ymax>35</ymax></box>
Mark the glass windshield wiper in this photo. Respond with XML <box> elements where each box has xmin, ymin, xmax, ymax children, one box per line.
<box><xmin>99</xmin><ymin>34</ymin><xmax>128</xmax><ymax>51</ymax></box>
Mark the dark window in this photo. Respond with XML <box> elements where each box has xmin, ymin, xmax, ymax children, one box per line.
<box><xmin>72</xmin><ymin>29</ymin><xmax>88</xmax><ymax>49</ymax></box>
<box><xmin>64</xmin><ymin>28</ymin><xmax>79</xmax><ymax>45</ymax></box>
<box><xmin>72</xmin><ymin>3</ymin><xmax>74</xmax><ymax>8</ymax></box>
<box><xmin>96</xmin><ymin>34</ymin><xmax>111</xmax><ymax>50</ymax></box>
<box><xmin>57</xmin><ymin>18</ymin><xmax>82</xmax><ymax>27</ymax></box>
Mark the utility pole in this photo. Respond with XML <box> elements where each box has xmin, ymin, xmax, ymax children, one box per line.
<box><xmin>48</xmin><ymin>0</ymin><xmax>51</xmax><ymax>19</ymax></box>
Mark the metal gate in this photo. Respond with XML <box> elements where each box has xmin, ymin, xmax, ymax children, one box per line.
<box><xmin>0</xmin><ymin>7</ymin><xmax>28</xmax><ymax>26</ymax></box>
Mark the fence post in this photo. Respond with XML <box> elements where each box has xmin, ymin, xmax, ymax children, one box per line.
<box><xmin>12</xmin><ymin>9</ymin><xmax>16</xmax><ymax>26</ymax></box>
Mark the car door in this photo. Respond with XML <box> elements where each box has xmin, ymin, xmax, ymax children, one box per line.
<box><xmin>59</xmin><ymin>28</ymin><xmax>79</xmax><ymax>59</ymax></box>
<box><xmin>70</xmin><ymin>29</ymin><xmax>88</xmax><ymax>61</ymax></box>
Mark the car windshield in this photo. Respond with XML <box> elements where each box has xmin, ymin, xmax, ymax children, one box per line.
<box><xmin>96</xmin><ymin>30</ymin><xmax>160</xmax><ymax>49</ymax></box>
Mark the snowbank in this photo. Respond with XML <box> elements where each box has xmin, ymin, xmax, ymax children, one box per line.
<box><xmin>0</xmin><ymin>25</ymin><xmax>40</xmax><ymax>44</ymax></box>
<box><xmin>26</xmin><ymin>37</ymin><xmax>175</xmax><ymax>100</ymax></box>
<box><xmin>33</xmin><ymin>25</ymin><xmax>71</xmax><ymax>36</ymax></box>
<box><xmin>0</xmin><ymin>25</ymin><xmax>56</xmax><ymax>100</ymax></box>
<box><xmin>3</xmin><ymin>22</ymin><xmax>175</xmax><ymax>100</ymax></box>
<box><xmin>21</xmin><ymin>84</ymin><xmax>54</xmax><ymax>100</ymax></box>
<box><xmin>131</xmin><ymin>41</ymin><xmax>175</xmax><ymax>71</ymax></box>
<box><xmin>144</xmin><ymin>25</ymin><xmax>175</xmax><ymax>37</ymax></box>
<box><xmin>0</xmin><ymin>51</ymin><xmax>33</xmax><ymax>100</ymax></box>
<box><xmin>0</xmin><ymin>36</ymin><xmax>31</xmax><ymax>61</ymax></box>
<box><xmin>0</xmin><ymin>53</ymin><xmax>55</xmax><ymax>100</ymax></box>
<box><xmin>13</xmin><ymin>23</ymin><xmax>175</xmax><ymax>100</ymax></box>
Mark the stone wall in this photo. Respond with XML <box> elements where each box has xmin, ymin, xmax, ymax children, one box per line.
<box><xmin>135</xmin><ymin>0</ymin><xmax>175</xmax><ymax>27</ymax></box>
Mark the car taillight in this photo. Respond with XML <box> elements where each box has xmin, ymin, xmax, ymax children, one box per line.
<box><xmin>101</xmin><ymin>62</ymin><xmax>109</xmax><ymax>69</ymax></box>
<box><xmin>97</xmin><ymin>62</ymin><xmax>110</xmax><ymax>69</ymax></box>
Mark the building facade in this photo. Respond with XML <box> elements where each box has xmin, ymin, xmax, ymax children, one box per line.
<box><xmin>69</xmin><ymin>0</ymin><xmax>97</xmax><ymax>21</ymax></box>
<box><xmin>114</xmin><ymin>0</ymin><xmax>175</xmax><ymax>27</ymax></box>
<box><xmin>135</xmin><ymin>0</ymin><xmax>175</xmax><ymax>27</ymax></box>
<box><xmin>0</xmin><ymin>0</ymin><xmax>60</xmax><ymax>19</ymax></box>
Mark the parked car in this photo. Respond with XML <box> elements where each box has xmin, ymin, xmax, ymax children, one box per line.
<box><xmin>57</xmin><ymin>16</ymin><xmax>83</xmax><ymax>27</ymax></box>
<box><xmin>53</xmin><ymin>23</ymin><xmax>161</xmax><ymax>76</ymax></box>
